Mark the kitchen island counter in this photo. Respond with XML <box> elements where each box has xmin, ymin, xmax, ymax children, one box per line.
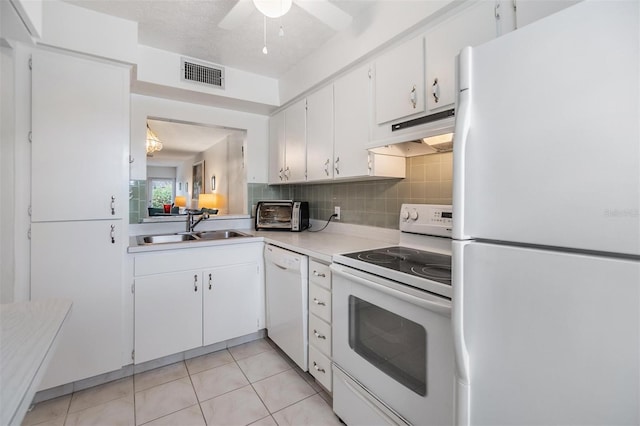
<box><xmin>1</xmin><ymin>299</ymin><xmax>72</xmax><ymax>426</ymax></box>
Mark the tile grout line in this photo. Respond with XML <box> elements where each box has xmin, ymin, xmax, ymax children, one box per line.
<box><xmin>183</xmin><ymin>360</ymin><xmax>208</xmax><ymax>426</ymax></box>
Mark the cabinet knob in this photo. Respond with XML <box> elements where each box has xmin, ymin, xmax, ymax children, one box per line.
<box><xmin>432</xmin><ymin>78</ymin><xmax>440</xmax><ymax>103</ymax></box>
<box><xmin>313</xmin><ymin>361</ymin><xmax>325</xmax><ymax>373</ymax></box>
<box><xmin>313</xmin><ymin>329</ymin><xmax>326</xmax><ymax>340</ymax></box>
<box><xmin>194</xmin><ymin>274</ymin><xmax>198</xmax><ymax>292</ymax></box>
<box><xmin>410</xmin><ymin>85</ymin><xmax>417</xmax><ymax>108</ymax></box>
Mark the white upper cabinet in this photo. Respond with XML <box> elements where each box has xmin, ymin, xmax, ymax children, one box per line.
<box><xmin>334</xmin><ymin>65</ymin><xmax>373</xmax><ymax>179</ymax></box>
<box><xmin>31</xmin><ymin>49</ymin><xmax>128</xmax><ymax>222</ymax></box>
<box><xmin>306</xmin><ymin>85</ymin><xmax>334</xmax><ymax>181</ymax></box>
<box><xmin>510</xmin><ymin>0</ymin><xmax>582</xmax><ymax>30</ymax></box>
<box><xmin>425</xmin><ymin>1</ymin><xmax>498</xmax><ymax>112</ymax></box>
<box><xmin>374</xmin><ymin>36</ymin><xmax>425</xmax><ymax>125</ymax></box>
<box><xmin>284</xmin><ymin>99</ymin><xmax>307</xmax><ymax>183</ymax></box>
<box><xmin>268</xmin><ymin>111</ymin><xmax>286</xmax><ymax>184</ymax></box>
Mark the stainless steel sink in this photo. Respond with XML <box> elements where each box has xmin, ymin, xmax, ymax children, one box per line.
<box><xmin>136</xmin><ymin>230</ymin><xmax>251</xmax><ymax>245</ymax></box>
<box><xmin>194</xmin><ymin>230</ymin><xmax>251</xmax><ymax>240</ymax></box>
<box><xmin>137</xmin><ymin>234</ymin><xmax>199</xmax><ymax>245</ymax></box>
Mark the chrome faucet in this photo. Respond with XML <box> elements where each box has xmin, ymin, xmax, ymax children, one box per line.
<box><xmin>186</xmin><ymin>210</ymin><xmax>209</xmax><ymax>232</ymax></box>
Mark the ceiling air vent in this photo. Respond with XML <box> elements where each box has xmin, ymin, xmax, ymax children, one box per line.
<box><xmin>181</xmin><ymin>57</ymin><xmax>225</xmax><ymax>89</ymax></box>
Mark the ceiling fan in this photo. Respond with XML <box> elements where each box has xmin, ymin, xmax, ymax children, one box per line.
<box><xmin>219</xmin><ymin>0</ymin><xmax>353</xmax><ymax>32</ymax></box>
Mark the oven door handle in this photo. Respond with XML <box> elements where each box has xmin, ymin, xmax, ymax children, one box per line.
<box><xmin>332</xmin><ymin>266</ymin><xmax>451</xmax><ymax>316</ymax></box>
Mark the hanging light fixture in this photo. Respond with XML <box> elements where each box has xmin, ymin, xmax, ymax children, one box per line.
<box><xmin>253</xmin><ymin>0</ymin><xmax>292</xmax><ymax>18</ymax></box>
<box><xmin>146</xmin><ymin>125</ymin><xmax>163</xmax><ymax>155</ymax></box>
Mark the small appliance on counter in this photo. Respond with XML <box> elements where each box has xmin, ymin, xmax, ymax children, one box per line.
<box><xmin>255</xmin><ymin>201</ymin><xmax>309</xmax><ymax>232</ymax></box>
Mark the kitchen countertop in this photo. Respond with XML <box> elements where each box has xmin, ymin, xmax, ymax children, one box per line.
<box><xmin>254</xmin><ymin>230</ymin><xmax>392</xmax><ymax>263</ymax></box>
<box><xmin>129</xmin><ymin>225</ymin><xmax>395</xmax><ymax>263</ymax></box>
<box><xmin>1</xmin><ymin>299</ymin><xmax>72</xmax><ymax>426</ymax></box>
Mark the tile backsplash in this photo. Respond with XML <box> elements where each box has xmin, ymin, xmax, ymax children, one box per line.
<box><xmin>130</xmin><ymin>153</ymin><xmax>452</xmax><ymax>228</ymax></box>
<box><xmin>129</xmin><ymin>180</ymin><xmax>147</xmax><ymax>224</ymax></box>
<box><xmin>249</xmin><ymin>152</ymin><xmax>452</xmax><ymax>230</ymax></box>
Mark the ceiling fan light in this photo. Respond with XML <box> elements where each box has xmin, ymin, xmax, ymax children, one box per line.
<box><xmin>253</xmin><ymin>0</ymin><xmax>292</xmax><ymax>18</ymax></box>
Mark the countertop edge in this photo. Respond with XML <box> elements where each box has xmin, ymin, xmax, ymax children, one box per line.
<box><xmin>1</xmin><ymin>299</ymin><xmax>72</xmax><ymax>426</ymax></box>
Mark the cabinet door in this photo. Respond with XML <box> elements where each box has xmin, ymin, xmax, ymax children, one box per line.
<box><xmin>31</xmin><ymin>49</ymin><xmax>129</xmax><ymax>222</ymax></box>
<box><xmin>268</xmin><ymin>110</ymin><xmax>286</xmax><ymax>184</ymax></box>
<box><xmin>134</xmin><ymin>271</ymin><xmax>203</xmax><ymax>364</ymax></box>
<box><xmin>334</xmin><ymin>64</ymin><xmax>371</xmax><ymax>179</ymax></box>
<box><xmin>203</xmin><ymin>262</ymin><xmax>261</xmax><ymax>346</ymax></box>
<box><xmin>425</xmin><ymin>1</ymin><xmax>497</xmax><ymax>111</ymax></box>
<box><xmin>31</xmin><ymin>220</ymin><xmax>123</xmax><ymax>389</ymax></box>
<box><xmin>374</xmin><ymin>36</ymin><xmax>425</xmax><ymax>124</ymax></box>
<box><xmin>284</xmin><ymin>99</ymin><xmax>307</xmax><ymax>182</ymax></box>
<box><xmin>512</xmin><ymin>0</ymin><xmax>581</xmax><ymax>30</ymax></box>
<box><xmin>306</xmin><ymin>85</ymin><xmax>334</xmax><ymax>181</ymax></box>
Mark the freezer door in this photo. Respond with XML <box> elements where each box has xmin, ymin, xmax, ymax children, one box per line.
<box><xmin>452</xmin><ymin>1</ymin><xmax>639</xmax><ymax>255</ymax></box>
<box><xmin>453</xmin><ymin>241</ymin><xmax>640</xmax><ymax>425</ymax></box>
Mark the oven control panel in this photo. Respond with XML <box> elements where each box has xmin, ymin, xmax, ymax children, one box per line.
<box><xmin>399</xmin><ymin>204</ymin><xmax>452</xmax><ymax>237</ymax></box>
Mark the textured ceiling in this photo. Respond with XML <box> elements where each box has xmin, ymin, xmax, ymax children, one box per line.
<box><xmin>64</xmin><ymin>0</ymin><xmax>374</xmax><ymax>78</ymax></box>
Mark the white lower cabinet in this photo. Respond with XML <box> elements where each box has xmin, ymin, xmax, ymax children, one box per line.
<box><xmin>307</xmin><ymin>259</ymin><xmax>333</xmax><ymax>392</ymax></box>
<box><xmin>134</xmin><ymin>243</ymin><xmax>264</xmax><ymax>364</ymax></box>
<box><xmin>203</xmin><ymin>263</ymin><xmax>262</xmax><ymax>346</ymax></box>
<box><xmin>134</xmin><ymin>271</ymin><xmax>203</xmax><ymax>364</ymax></box>
<box><xmin>31</xmin><ymin>220</ymin><xmax>124</xmax><ymax>390</ymax></box>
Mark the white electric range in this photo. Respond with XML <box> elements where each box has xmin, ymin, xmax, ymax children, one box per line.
<box><xmin>331</xmin><ymin>204</ymin><xmax>454</xmax><ymax>426</ymax></box>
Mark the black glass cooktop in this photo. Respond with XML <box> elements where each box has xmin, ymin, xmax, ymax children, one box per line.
<box><xmin>342</xmin><ymin>246</ymin><xmax>452</xmax><ymax>285</ymax></box>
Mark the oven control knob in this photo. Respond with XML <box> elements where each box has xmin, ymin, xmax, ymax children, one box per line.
<box><xmin>401</xmin><ymin>209</ymin><xmax>410</xmax><ymax>221</ymax></box>
<box><xmin>409</xmin><ymin>209</ymin><xmax>419</xmax><ymax>220</ymax></box>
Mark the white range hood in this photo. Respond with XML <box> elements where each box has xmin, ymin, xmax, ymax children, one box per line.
<box><xmin>368</xmin><ymin>108</ymin><xmax>455</xmax><ymax>157</ymax></box>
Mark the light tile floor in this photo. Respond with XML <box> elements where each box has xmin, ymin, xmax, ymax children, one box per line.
<box><xmin>22</xmin><ymin>338</ymin><xmax>341</xmax><ymax>426</ymax></box>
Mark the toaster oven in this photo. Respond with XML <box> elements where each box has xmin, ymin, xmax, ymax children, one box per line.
<box><xmin>255</xmin><ymin>201</ymin><xmax>309</xmax><ymax>232</ymax></box>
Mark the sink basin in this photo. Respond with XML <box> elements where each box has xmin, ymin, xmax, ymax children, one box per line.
<box><xmin>136</xmin><ymin>230</ymin><xmax>251</xmax><ymax>245</ymax></box>
<box><xmin>137</xmin><ymin>234</ymin><xmax>199</xmax><ymax>245</ymax></box>
<box><xmin>194</xmin><ymin>230</ymin><xmax>251</xmax><ymax>240</ymax></box>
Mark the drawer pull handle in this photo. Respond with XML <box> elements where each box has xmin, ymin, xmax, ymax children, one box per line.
<box><xmin>313</xmin><ymin>329</ymin><xmax>326</xmax><ymax>340</ymax></box>
<box><xmin>313</xmin><ymin>270</ymin><xmax>326</xmax><ymax>278</ymax></box>
<box><xmin>313</xmin><ymin>298</ymin><xmax>326</xmax><ymax>306</ymax></box>
<box><xmin>313</xmin><ymin>362</ymin><xmax>325</xmax><ymax>373</ymax></box>
<box><xmin>194</xmin><ymin>274</ymin><xmax>198</xmax><ymax>292</ymax></box>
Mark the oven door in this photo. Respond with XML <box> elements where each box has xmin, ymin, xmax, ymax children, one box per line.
<box><xmin>331</xmin><ymin>263</ymin><xmax>454</xmax><ymax>426</ymax></box>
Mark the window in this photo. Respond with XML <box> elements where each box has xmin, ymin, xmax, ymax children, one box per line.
<box><xmin>148</xmin><ymin>178</ymin><xmax>175</xmax><ymax>208</ymax></box>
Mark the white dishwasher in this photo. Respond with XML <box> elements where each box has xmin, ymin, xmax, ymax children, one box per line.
<box><xmin>264</xmin><ymin>244</ymin><xmax>309</xmax><ymax>371</ymax></box>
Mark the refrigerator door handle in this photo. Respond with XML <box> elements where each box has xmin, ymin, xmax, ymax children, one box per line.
<box><xmin>453</xmin><ymin>47</ymin><xmax>472</xmax><ymax>241</ymax></box>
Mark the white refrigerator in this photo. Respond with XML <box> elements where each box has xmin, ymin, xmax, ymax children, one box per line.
<box><xmin>451</xmin><ymin>1</ymin><xmax>640</xmax><ymax>425</ymax></box>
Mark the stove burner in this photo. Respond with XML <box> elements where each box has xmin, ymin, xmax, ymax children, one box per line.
<box><xmin>411</xmin><ymin>264</ymin><xmax>452</xmax><ymax>282</ymax></box>
<box><xmin>342</xmin><ymin>246</ymin><xmax>452</xmax><ymax>286</ymax></box>
<box><xmin>357</xmin><ymin>252</ymin><xmax>397</xmax><ymax>263</ymax></box>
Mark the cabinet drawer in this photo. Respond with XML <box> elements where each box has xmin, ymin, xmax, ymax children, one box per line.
<box><xmin>309</xmin><ymin>345</ymin><xmax>332</xmax><ymax>391</ymax></box>
<box><xmin>309</xmin><ymin>283</ymin><xmax>331</xmax><ymax>323</ymax></box>
<box><xmin>309</xmin><ymin>260</ymin><xmax>331</xmax><ymax>289</ymax></box>
<box><xmin>309</xmin><ymin>314</ymin><xmax>332</xmax><ymax>356</ymax></box>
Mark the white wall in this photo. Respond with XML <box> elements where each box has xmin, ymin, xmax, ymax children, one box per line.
<box><xmin>200</xmin><ymin>139</ymin><xmax>229</xmax><ymax>214</ymax></box>
<box><xmin>136</xmin><ymin>45</ymin><xmax>279</xmax><ymax>108</ymax></box>
<box><xmin>39</xmin><ymin>0</ymin><xmax>138</xmax><ymax>64</ymax></box>
<box><xmin>147</xmin><ymin>166</ymin><xmax>177</xmax><ymax>179</ymax></box>
<box><xmin>1</xmin><ymin>45</ymin><xmax>16</xmax><ymax>303</ymax></box>
<box><xmin>131</xmin><ymin>94</ymin><xmax>269</xmax><ymax>184</ymax></box>
<box><xmin>227</xmin><ymin>132</ymin><xmax>246</xmax><ymax>215</ymax></box>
